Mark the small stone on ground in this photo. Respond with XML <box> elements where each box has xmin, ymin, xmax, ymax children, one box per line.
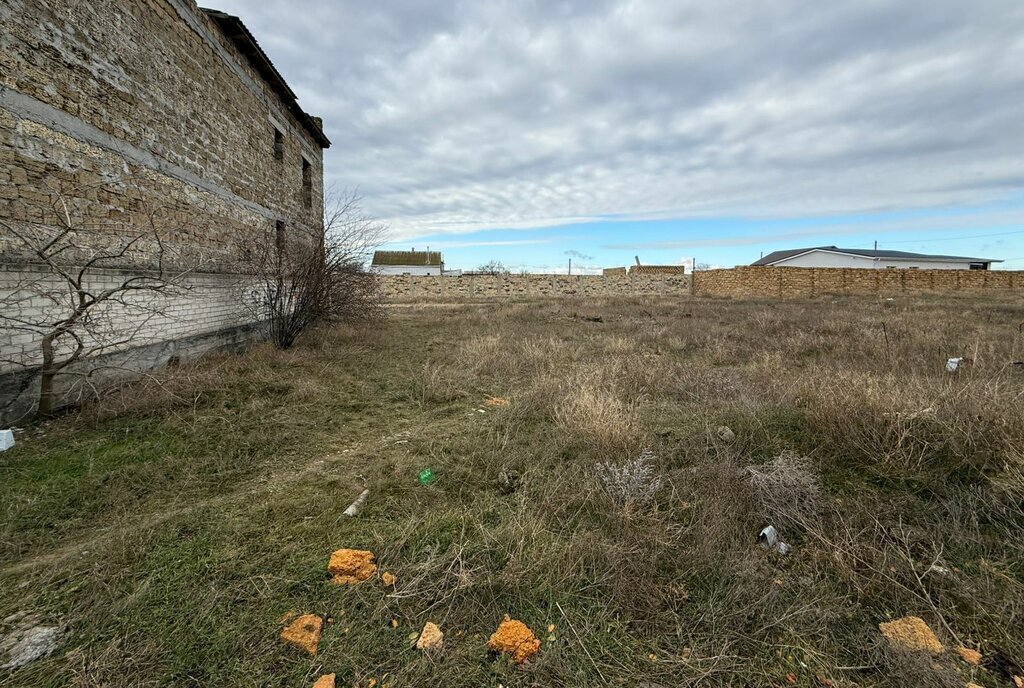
<box><xmin>312</xmin><ymin>673</ymin><xmax>335</xmax><ymax>688</ymax></box>
<box><xmin>878</xmin><ymin>616</ymin><xmax>944</xmax><ymax>654</ymax></box>
<box><xmin>280</xmin><ymin>614</ymin><xmax>323</xmax><ymax>655</ymax></box>
<box><xmin>488</xmin><ymin>615</ymin><xmax>540</xmax><ymax>664</ymax></box>
<box><xmin>0</xmin><ymin>615</ymin><xmax>61</xmax><ymax>670</ymax></box>
<box><xmin>957</xmin><ymin>646</ymin><xmax>982</xmax><ymax>666</ymax></box>
<box><xmin>381</xmin><ymin>571</ymin><xmax>396</xmax><ymax>587</ymax></box>
<box><xmin>328</xmin><ymin>549</ymin><xmax>377</xmax><ymax>584</ymax></box>
<box><xmin>415</xmin><ymin>621</ymin><xmax>443</xmax><ymax>652</ymax></box>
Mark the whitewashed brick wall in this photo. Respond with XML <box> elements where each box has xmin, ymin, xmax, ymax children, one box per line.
<box><xmin>0</xmin><ymin>263</ymin><xmax>254</xmax><ymax>373</ymax></box>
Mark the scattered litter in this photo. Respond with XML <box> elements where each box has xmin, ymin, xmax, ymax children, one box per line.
<box><xmin>0</xmin><ymin>614</ymin><xmax>61</xmax><ymax>670</ymax></box>
<box><xmin>415</xmin><ymin>621</ymin><xmax>444</xmax><ymax>652</ymax></box>
<box><xmin>477</xmin><ymin>408</ymin><xmax>486</xmax><ymax>414</ymax></box>
<box><xmin>716</xmin><ymin>426</ymin><xmax>735</xmax><ymax>442</ymax></box>
<box><xmin>946</xmin><ymin>357</ymin><xmax>964</xmax><ymax>372</ymax></box>
<box><xmin>484</xmin><ymin>396</ymin><xmax>510</xmax><ymax>407</ymax></box>
<box><xmin>343</xmin><ymin>489</ymin><xmax>370</xmax><ymax>517</ymax></box>
<box><xmin>957</xmin><ymin>646</ymin><xmax>982</xmax><ymax>666</ymax></box>
<box><xmin>497</xmin><ymin>469</ymin><xmax>521</xmax><ymax>495</ymax></box>
<box><xmin>280</xmin><ymin>614</ymin><xmax>322</xmax><ymax>655</ymax></box>
<box><xmin>0</xmin><ymin>429</ymin><xmax>13</xmax><ymax>452</ymax></box>
<box><xmin>417</xmin><ymin>468</ymin><xmax>437</xmax><ymax>486</ymax></box>
<box><xmin>927</xmin><ymin>563</ymin><xmax>951</xmax><ymax>576</ymax></box>
<box><xmin>488</xmin><ymin>615</ymin><xmax>540</xmax><ymax>664</ymax></box>
<box><xmin>758</xmin><ymin>525</ymin><xmax>791</xmax><ymax>554</ymax></box>
<box><xmin>381</xmin><ymin>571</ymin><xmax>396</xmax><ymax>587</ymax></box>
<box><xmin>878</xmin><ymin>616</ymin><xmax>944</xmax><ymax>654</ymax></box>
<box><xmin>312</xmin><ymin>674</ymin><xmax>336</xmax><ymax>688</ymax></box>
<box><xmin>390</xmin><ymin>619</ymin><xmax>399</xmax><ymax>629</ymax></box>
<box><xmin>328</xmin><ymin>549</ymin><xmax>377</xmax><ymax>585</ymax></box>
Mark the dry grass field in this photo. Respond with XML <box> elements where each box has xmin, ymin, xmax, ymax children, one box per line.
<box><xmin>2</xmin><ymin>294</ymin><xmax>1024</xmax><ymax>687</ymax></box>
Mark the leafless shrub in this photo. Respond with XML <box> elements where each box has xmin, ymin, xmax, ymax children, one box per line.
<box><xmin>597</xmin><ymin>449</ymin><xmax>664</xmax><ymax>512</ymax></box>
<box><xmin>745</xmin><ymin>451</ymin><xmax>823</xmax><ymax>531</ymax></box>
<box><xmin>244</xmin><ymin>188</ymin><xmax>385</xmax><ymax>349</ymax></box>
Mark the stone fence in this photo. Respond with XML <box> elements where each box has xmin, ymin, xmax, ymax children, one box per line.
<box><xmin>379</xmin><ymin>273</ymin><xmax>691</xmax><ymax>301</ymax></box>
<box><xmin>692</xmin><ymin>266</ymin><xmax>1024</xmax><ymax>298</ymax></box>
<box><xmin>379</xmin><ymin>268</ymin><xmax>1023</xmax><ymax>302</ymax></box>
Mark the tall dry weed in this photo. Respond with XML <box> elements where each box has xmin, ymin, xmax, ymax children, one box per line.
<box><xmin>554</xmin><ymin>382</ymin><xmax>643</xmax><ymax>454</ymax></box>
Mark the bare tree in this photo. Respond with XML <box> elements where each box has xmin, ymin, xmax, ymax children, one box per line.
<box><xmin>477</xmin><ymin>260</ymin><xmax>510</xmax><ymax>275</ymax></box>
<box><xmin>0</xmin><ymin>181</ymin><xmax>192</xmax><ymax>418</ymax></box>
<box><xmin>246</xmin><ymin>188</ymin><xmax>386</xmax><ymax>349</ymax></box>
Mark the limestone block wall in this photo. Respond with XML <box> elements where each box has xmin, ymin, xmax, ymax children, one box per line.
<box><xmin>0</xmin><ymin>0</ymin><xmax>328</xmax><ymax>420</ymax></box>
<box><xmin>692</xmin><ymin>267</ymin><xmax>1023</xmax><ymax>298</ymax></box>
<box><xmin>379</xmin><ymin>274</ymin><xmax>692</xmax><ymax>301</ymax></box>
<box><xmin>0</xmin><ymin>0</ymin><xmax>325</xmax><ymax>240</ymax></box>
<box><xmin>379</xmin><ymin>269</ymin><xmax>1022</xmax><ymax>303</ymax></box>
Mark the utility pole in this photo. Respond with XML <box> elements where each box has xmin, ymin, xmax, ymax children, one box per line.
<box><xmin>568</xmin><ymin>258</ymin><xmax>572</xmax><ymax>275</ymax></box>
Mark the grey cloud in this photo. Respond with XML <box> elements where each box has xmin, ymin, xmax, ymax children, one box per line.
<box><xmin>604</xmin><ymin>210</ymin><xmax>1024</xmax><ymax>250</ymax></box>
<box><xmin>213</xmin><ymin>1</ymin><xmax>1024</xmax><ymax>239</ymax></box>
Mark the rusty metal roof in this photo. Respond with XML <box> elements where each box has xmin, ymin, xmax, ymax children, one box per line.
<box><xmin>372</xmin><ymin>250</ymin><xmax>443</xmax><ymax>266</ymax></box>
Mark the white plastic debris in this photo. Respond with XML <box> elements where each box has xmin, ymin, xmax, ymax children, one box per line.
<box><xmin>758</xmin><ymin>525</ymin><xmax>792</xmax><ymax>555</ymax></box>
<box><xmin>342</xmin><ymin>488</ymin><xmax>369</xmax><ymax>517</ymax></box>
<box><xmin>0</xmin><ymin>430</ymin><xmax>13</xmax><ymax>452</ymax></box>
<box><xmin>946</xmin><ymin>357</ymin><xmax>963</xmax><ymax>372</ymax></box>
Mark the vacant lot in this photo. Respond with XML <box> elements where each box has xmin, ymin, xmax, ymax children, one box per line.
<box><xmin>2</xmin><ymin>295</ymin><xmax>1024</xmax><ymax>687</ymax></box>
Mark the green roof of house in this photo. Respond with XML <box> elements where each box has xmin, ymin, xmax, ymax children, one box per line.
<box><xmin>372</xmin><ymin>250</ymin><xmax>443</xmax><ymax>266</ymax></box>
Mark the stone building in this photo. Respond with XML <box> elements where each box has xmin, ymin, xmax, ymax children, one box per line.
<box><xmin>0</xmin><ymin>0</ymin><xmax>330</xmax><ymax>422</ymax></box>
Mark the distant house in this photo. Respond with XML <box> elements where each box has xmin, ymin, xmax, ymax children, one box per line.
<box><xmin>752</xmin><ymin>246</ymin><xmax>999</xmax><ymax>270</ymax></box>
<box><xmin>371</xmin><ymin>250</ymin><xmax>443</xmax><ymax>275</ymax></box>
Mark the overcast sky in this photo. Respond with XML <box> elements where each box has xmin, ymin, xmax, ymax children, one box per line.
<box><xmin>212</xmin><ymin>1</ymin><xmax>1024</xmax><ymax>271</ymax></box>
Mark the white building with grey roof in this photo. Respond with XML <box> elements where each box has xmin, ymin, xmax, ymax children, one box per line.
<box><xmin>752</xmin><ymin>246</ymin><xmax>999</xmax><ymax>270</ymax></box>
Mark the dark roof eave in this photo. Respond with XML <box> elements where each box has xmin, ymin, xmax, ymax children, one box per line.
<box><xmin>201</xmin><ymin>8</ymin><xmax>331</xmax><ymax>148</ymax></box>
